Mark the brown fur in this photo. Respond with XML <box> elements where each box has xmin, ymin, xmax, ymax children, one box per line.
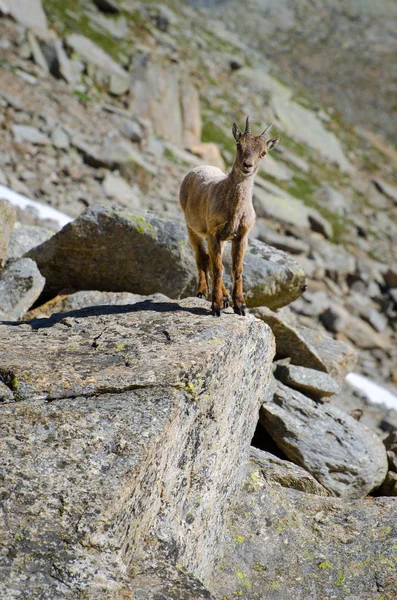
<box><xmin>180</xmin><ymin>118</ymin><xmax>279</xmax><ymax>316</ymax></box>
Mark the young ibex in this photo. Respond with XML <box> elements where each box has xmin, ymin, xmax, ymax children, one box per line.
<box><xmin>180</xmin><ymin>116</ymin><xmax>279</xmax><ymax>316</ymax></box>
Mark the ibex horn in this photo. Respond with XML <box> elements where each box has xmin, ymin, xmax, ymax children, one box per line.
<box><xmin>245</xmin><ymin>116</ymin><xmax>251</xmax><ymax>135</ymax></box>
<box><xmin>260</xmin><ymin>123</ymin><xmax>273</xmax><ymax>138</ymax></box>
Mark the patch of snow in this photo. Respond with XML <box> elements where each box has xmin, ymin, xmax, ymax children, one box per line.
<box><xmin>0</xmin><ymin>184</ymin><xmax>73</xmax><ymax>228</ymax></box>
<box><xmin>346</xmin><ymin>372</ymin><xmax>397</xmax><ymax>412</ymax></box>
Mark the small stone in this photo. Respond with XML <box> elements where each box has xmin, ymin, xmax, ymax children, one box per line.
<box><xmin>12</xmin><ymin>125</ymin><xmax>49</xmax><ymax>145</ymax></box>
<box><xmin>365</xmin><ymin>309</ymin><xmax>388</xmax><ymax>333</ymax></box>
<box><xmin>27</xmin><ymin>31</ymin><xmax>48</xmax><ymax>72</ymax></box>
<box><xmin>53</xmin><ymin>36</ymin><xmax>76</xmax><ymax>84</ymax></box>
<box><xmin>66</xmin><ymin>34</ymin><xmax>128</xmax><ymax>79</ymax></box>
<box><xmin>320</xmin><ymin>305</ymin><xmax>349</xmax><ymax>333</ymax></box>
<box><xmin>51</xmin><ymin>126</ymin><xmax>70</xmax><ymax>149</ymax></box>
<box><xmin>0</xmin><ymin>380</ymin><xmax>14</xmax><ymax>403</ymax></box>
<box><xmin>109</xmin><ymin>72</ymin><xmax>130</xmax><ymax>96</ymax></box>
<box><xmin>250</xmin><ymin>447</ymin><xmax>329</xmax><ymax>496</ymax></box>
<box><xmin>274</xmin><ymin>364</ymin><xmax>340</xmax><ymax>399</ymax></box>
<box><xmin>372</xmin><ymin>178</ymin><xmax>397</xmax><ymax>204</ymax></box>
<box><xmin>5</xmin><ymin>224</ymin><xmax>53</xmax><ymax>262</ymax></box>
<box><xmin>315</xmin><ymin>186</ymin><xmax>347</xmax><ymax>216</ymax></box>
<box><xmin>0</xmin><ymin>92</ymin><xmax>23</xmax><ymax>110</ymax></box>
<box><xmin>0</xmin><ymin>258</ymin><xmax>45</xmax><ymax>320</ymax></box>
<box><xmin>102</xmin><ymin>172</ymin><xmax>140</xmax><ymax>208</ymax></box>
<box><xmin>0</xmin><ymin>199</ymin><xmax>17</xmax><ymax>268</ymax></box>
<box><xmin>120</xmin><ymin>119</ymin><xmax>143</xmax><ymax>143</ymax></box>
<box><xmin>390</xmin><ymin>288</ymin><xmax>397</xmax><ymax>305</ymax></box>
<box><xmin>2</xmin><ymin>0</ymin><xmax>49</xmax><ymax>38</ymax></box>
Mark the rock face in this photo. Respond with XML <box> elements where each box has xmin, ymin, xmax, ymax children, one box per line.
<box><xmin>27</xmin><ymin>205</ymin><xmax>305</xmax><ymax>309</ymax></box>
<box><xmin>260</xmin><ymin>381</ymin><xmax>388</xmax><ymax>499</ymax></box>
<box><xmin>210</xmin><ymin>454</ymin><xmax>397</xmax><ymax>600</ymax></box>
<box><xmin>0</xmin><ymin>258</ymin><xmax>45</xmax><ymax>319</ymax></box>
<box><xmin>0</xmin><ymin>296</ymin><xmax>275</xmax><ymax>598</ymax></box>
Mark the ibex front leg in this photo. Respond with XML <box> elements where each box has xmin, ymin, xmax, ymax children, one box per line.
<box><xmin>232</xmin><ymin>234</ymin><xmax>248</xmax><ymax>316</ymax></box>
<box><xmin>207</xmin><ymin>235</ymin><xmax>225</xmax><ymax>317</ymax></box>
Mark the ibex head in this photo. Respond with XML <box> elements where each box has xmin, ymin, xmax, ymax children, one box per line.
<box><xmin>232</xmin><ymin>116</ymin><xmax>279</xmax><ymax>176</ymax></box>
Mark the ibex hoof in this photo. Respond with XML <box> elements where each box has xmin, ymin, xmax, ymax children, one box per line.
<box><xmin>233</xmin><ymin>304</ymin><xmax>246</xmax><ymax>317</ymax></box>
<box><xmin>212</xmin><ymin>307</ymin><xmax>221</xmax><ymax>317</ymax></box>
<box><xmin>197</xmin><ymin>292</ymin><xmax>206</xmax><ymax>299</ymax></box>
<box><xmin>223</xmin><ymin>297</ymin><xmax>229</xmax><ymax>309</ymax></box>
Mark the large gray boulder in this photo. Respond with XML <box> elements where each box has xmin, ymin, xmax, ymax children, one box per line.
<box><xmin>260</xmin><ymin>381</ymin><xmax>388</xmax><ymax>499</ymax></box>
<box><xmin>26</xmin><ymin>205</ymin><xmax>305</xmax><ymax>309</ymax></box>
<box><xmin>0</xmin><ymin>258</ymin><xmax>45</xmax><ymax>320</ymax></box>
<box><xmin>0</xmin><ymin>296</ymin><xmax>275</xmax><ymax>598</ymax></box>
<box><xmin>210</xmin><ymin>453</ymin><xmax>397</xmax><ymax>599</ymax></box>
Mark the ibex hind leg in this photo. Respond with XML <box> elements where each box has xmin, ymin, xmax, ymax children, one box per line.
<box><xmin>187</xmin><ymin>227</ymin><xmax>209</xmax><ymax>299</ymax></box>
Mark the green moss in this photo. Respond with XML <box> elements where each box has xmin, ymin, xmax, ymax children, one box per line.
<box><xmin>234</xmin><ymin>536</ymin><xmax>245</xmax><ymax>544</ymax></box>
<box><xmin>318</xmin><ymin>561</ymin><xmax>332</xmax><ymax>570</ymax></box>
<box><xmin>128</xmin><ymin>214</ymin><xmax>156</xmax><ymax>235</ymax></box>
<box><xmin>11</xmin><ymin>376</ymin><xmax>19</xmax><ymax>392</ymax></box>
<box><xmin>336</xmin><ymin>572</ymin><xmax>346</xmax><ymax>586</ymax></box>
<box><xmin>115</xmin><ymin>343</ymin><xmax>125</xmax><ymax>352</ymax></box>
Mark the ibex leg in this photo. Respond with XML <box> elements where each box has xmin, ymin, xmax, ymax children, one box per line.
<box><xmin>232</xmin><ymin>234</ymin><xmax>248</xmax><ymax>316</ymax></box>
<box><xmin>207</xmin><ymin>235</ymin><xmax>225</xmax><ymax>317</ymax></box>
<box><xmin>187</xmin><ymin>227</ymin><xmax>209</xmax><ymax>298</ymax></box>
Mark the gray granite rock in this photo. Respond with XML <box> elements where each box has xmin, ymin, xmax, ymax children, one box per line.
<box><xmin>0</xmin><ymin>296</ymin><xmax>275</xmax><ymax>597</ymax></box>
<box><xmin>0</xmin><ymin>199</ymin><xmax>16</xmax><ymax>268</ymax></box>
<box><xmin>253</xmin><ymin>307</ymin><xmax>357</xmax><ymax>382</ymax></box>
<box><xmin>5</xmin><ymin>224</ymin><xmax>53</xmax><ymax>262</ymax></box>
<box><xmin>66</xmin><ymin>34</ymin><xmax>129</xmax><ymax>87</ymax></box>
<box><xmin>274</xmin><ymin>364</ymin><xmax>340</xmax><ymax>399</ymax></box>
<box><xmin>11</xmin><ymin>125</ymin><xmax>49</xmax><ymax>145</ymax></box>
<box><xmin>372</xmin><ymin>177</ymin><xmax>397</xmax><ymax>204</ymax></box>
<box><xmin>0</xmin><ymin>380</ymin><xmax>14</xmax><ymax>403</ymax></box>
<box><xmin>0</xmin><ymin>258</ymin><xmax>45</xmax><ymax>320</ymax></box>
<box><xmin>26</xmin><ymin>205</ymin><xmax>306</xmax><ymax>309</ymax></box>
<box><xmin>102</xmin><ymin>172</ymin><xmax>140</xmax><ymax>207</ymax></box>
<box><xmin>250</xmin><ymin>447</ymin><xmax>330</xmax><ymax>496</ymax></box>
<box><xmin>260</xmin><ymin>381</ymin><xmax>388</xmax><ymax>499</ymax></box>
<box><xmin>51</xmin><ymin>126</ymin><xmax>70</xmax><ymax>149</ymax></box>
<box><xmin>210</xmin><ymin>457</ymin><xmax>397</xmax><ymax>599</ymax></box>
<box><xmin>2</xmin><ymin>0</ymin><xmax>48</xmax><ymax>38</ymax></box>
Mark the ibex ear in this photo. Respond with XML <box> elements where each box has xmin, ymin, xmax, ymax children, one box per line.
<box><xmin>267</xmin><ymin>136</ymin><xmax>280</xmax><ymax>152</ymax></box>
<box><xmin>232</xmin><ymin>122</ymin><xmax>242</xmax><ymax>142</ymax></box>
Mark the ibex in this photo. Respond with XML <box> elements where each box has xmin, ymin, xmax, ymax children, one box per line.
<box><xmin>180</xmin><ymin>117</ymin><xmax>279</xmax><ymax>316</ymax></box>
